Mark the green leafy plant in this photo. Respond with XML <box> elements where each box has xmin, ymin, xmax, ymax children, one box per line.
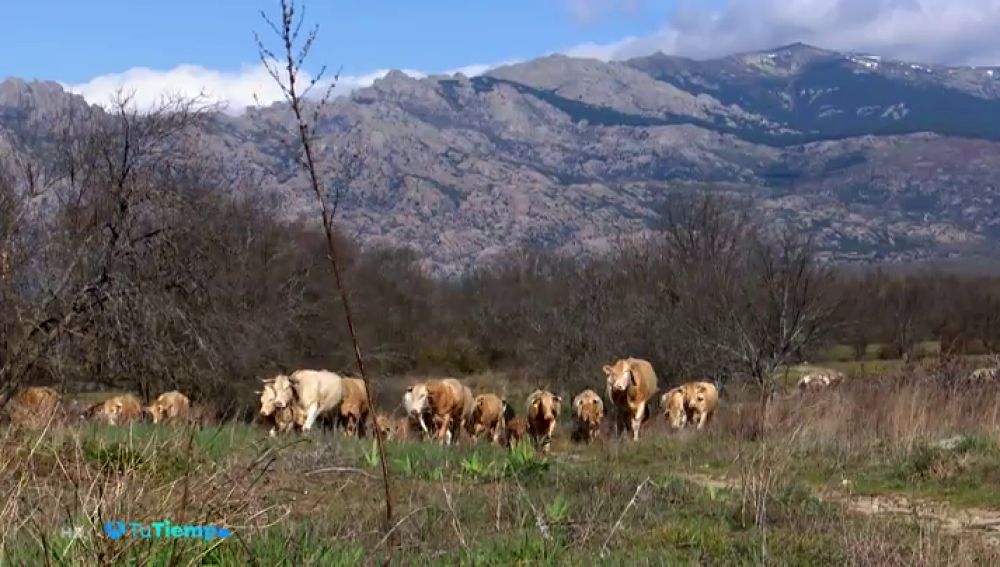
<box><xmin>393</xmin><ymin>454</ymin><xmax>416</xmax><ymax>477</ymax></box>
<box><xmin>362</xmin><ymin>440</ymin><xmax>381</xmax><ymax>469</ymax></box>
<box><xmin>504</xmin><ymin>440</ymin><xmax>549</xmax><ymax>479</ymax></box>
<box><xmin>545</xmin><ymin>493</ymin><xmax>570</xmax><ymax>524</ymax></box>
<box><xmin>460</xmin><ymin>452</ymin><xmax>498</xmax><ymax>481</ymax></box>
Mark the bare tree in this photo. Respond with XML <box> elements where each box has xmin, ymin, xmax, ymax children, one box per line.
<box><xmin>670</xmin><ymin>198</ymin><xmax>836</xmax><ymax>426</ymax></box>
<box><xmin>254</xmin><ymin>0</ymin><xmax>392</xmax><ymax>530</ymax></box>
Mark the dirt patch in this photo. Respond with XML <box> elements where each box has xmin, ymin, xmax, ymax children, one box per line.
<box><xmin>677</xmin><ymin>472</ymin><xmax>1000</xmax><ymax>546</ymax></box>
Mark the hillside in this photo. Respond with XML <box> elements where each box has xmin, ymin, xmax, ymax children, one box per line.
<box><xmin>4</xmin><ymin>43</ymin><xmax>1000</xmax><ymax>273</ymax></box>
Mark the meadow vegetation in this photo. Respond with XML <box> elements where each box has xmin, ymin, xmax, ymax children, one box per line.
<box><xmin>3</xmin><ymin>358</ymin><xmax>1000</xmax><ymax>565</ymax></box>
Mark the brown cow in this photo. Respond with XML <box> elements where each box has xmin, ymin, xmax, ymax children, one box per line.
<box><xmin>466</xmin><ymin>393</ymin><xmax>506</xmax><ymax>444</ymax></box>
<box><xmin>6</xmin><ymin>386</ymin><xmax>61</xmax><ymax>428</ymax></box>
<box><xmin>338</xmin><ymin>377</ymin><xmax>370</xmax><ymax>437</ymax></box>
<box><xmin>407</xmin><ymin>378</ymin><xmax>472</xmax><ymax>444</ymax></box>
<box><xmin>526</xmin><ymin>389</ymin><xmax>561</xmax><ymax>453</ymax></box>
<box><xmin>505</xmin><ymin>416</ymin><xmax>529</xmax><ymax>448</ymax></box>
<box><xmin>664</xmin><ymin>381</ymin><xmax>719</xmax><ymax>431</ymax></box>
<box><xmin>571</xmin><ymin>389</ymin><xmax>604</xmax><ymax>443</ymax></box>
<box><xmin>85</xmin><ymin>393</ymin><xmax>143</xmax><ymax>426</ymax></box>
<box><xmin>604</xmin><ymin>358</ymin><xmax>658</xmax><ymax>441</ymax></box>
<box><xmin>144</xmin><ymin>391</ymin><xmax>191</xmax><ymax>425</ymax></box>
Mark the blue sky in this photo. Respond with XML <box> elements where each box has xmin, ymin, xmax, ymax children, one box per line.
<box><xmin>2</xmin><ymin>0</ymin><xmax>674</xmax><ymax>83</ymax></box>
<box><xmin>3</xmin><ymin>0</ymin><xmax>999</xmax><ymax>113</ymax></box>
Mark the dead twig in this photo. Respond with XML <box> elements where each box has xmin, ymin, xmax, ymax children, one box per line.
<box><xmin>600</xmin><ymin>476</ymin><xmax>654</xmax><ymax>558</ymax></box>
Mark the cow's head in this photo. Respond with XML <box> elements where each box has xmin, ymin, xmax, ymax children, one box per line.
<box><xmin>662</xmin><ymin>388</ymin><xmax>687</xmax><ymax>430</ymax></box>
<box><xmin>103</xmin><ymin>399</ymin><xmax>125</xmax><ymax>425</ymax></box>
<box><xmin>575</xmin><ymin>392</ymin><xmax>603</xmax><ymax>425</ymax></box>
<box><xmin>144</xmin><ymin>401</ymin><xmax>166</xmax><ymax>424</ymax></box>
<box><xmin>374</xmin><ymin>414</ymin><xmax>394</xmax><ymax>439</ymax></box>
<box><xmin>604</xmin><ymin>360</ymin><xmax>636</xmax><ymax>393</ymax></box>
<box><xmin>529</xmin><ymin>389</ymin><xmax>561</xmax><ymax>421</ymax></box>
<box><xmin>403</xmin><ymin>383</ymin><xmax>429</xmax><ymax>419</ymax></box>
<box><xmin>267</xmin><ymin>375</ymin><xmax>294</xmax><ymax>410</ymax></box>
<box><xmin>257</xmin><ymin>380</ymin><xmax>279</xmax><ymax>416</ymax></box>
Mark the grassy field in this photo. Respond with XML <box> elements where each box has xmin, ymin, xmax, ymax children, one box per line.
<box><xmin>3</xmin><ymin>363</ymin><xmax>1000</xmax><ymax>565</ymax></box>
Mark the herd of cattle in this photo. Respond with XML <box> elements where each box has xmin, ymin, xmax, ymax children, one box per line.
<box><xmin>11</xmin><ymin>357</ymin><xmax>991</xmax><ymax>450</ymax></box>
<box><xmin>254</xmin><ymin>357</ymin><xmax>721</xmax><ymax>452</ymax></box>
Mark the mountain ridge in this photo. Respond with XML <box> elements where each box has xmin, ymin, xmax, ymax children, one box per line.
<box><xmin>3</xmin><ymin>43</ymin><xmax>1000</xmax><ymax>274</ymax></box>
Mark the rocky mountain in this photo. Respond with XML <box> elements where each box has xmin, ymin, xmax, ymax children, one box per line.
<box><xmin>5</xmin><ymin>43</ymin><xmax>1000</xmax><ymax>274</ymax></box>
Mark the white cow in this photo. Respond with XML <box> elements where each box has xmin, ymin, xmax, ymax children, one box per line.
<box><xmin>270</xmin><ymin>370</ymin><xmax>345</xmax><ymax>432</ymax></box>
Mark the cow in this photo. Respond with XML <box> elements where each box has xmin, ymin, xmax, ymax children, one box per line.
<box><xmin>604</xmin><ymin>358</ymin><xmax>658</xmax><ymax>441</ymax></box>
<box><xmin>258</xmin><ymin>379</ymin><xmax>304</xmax><ymax>436</ymax></box>
<box><xmin>144</xmin><ymin>391</ymin><xmax>191</xmax><ymax>424</ymax></box>
<box><xmin>338</xmin><ymin>377</ymin><xmax>370</xmax><ymax>437</ymax></box>
<box><xmin>269</xmin><ymin>370</ymin><xmax>345</xmax><ymax>432</ymax></box>
<box><xmin>466</xmin><ymin>393</ymin><xmax>506</xmax><ymax>444</ymax></box>
<box><xmin>571</xmin><ymin>389</ymin><xmax>604</xmax><ymax>443</ymax></box>
<box><xmin>85</xmin><ymin>393</ymin><xmax>143</xmax><ymax>426</ymax></box>
<box><xmin>404</xmin><ymin>378</ymin><xmax>472</xmax><ymax>444</ymax></box>
<box><xmin>681</xmin><ymin>381</ymin><xmax>718</xmax><ymax>430</ymax></box>
<box><xmin>403</xmin><ymin>383</ymin><xmax>432</xmax><ymax>439</ymax></box>
<box><xmin>374</xmin><ymin>413</ymin><xmax>398</xmax><ymax>440</ymax></box>
<box><xmin>6</xmin><ymin>386</ymin><xmax>61</xmax><ymax>428</ymax></box>
<box><xmin>258</xmin><ymin>379</ymin><xmax>300</xmax><ymax>436</ymax></box>
<box><xmin>797</xmin><ymin>370</ymin><xmax>845</xmax><ymax>392</ymax></box>
<box><xmin>505</xmin><ymin>416</ymin><xmax>528</xmax><ymax>448</ymax></box>
<box><xmin>526</xmin><ymin>389</ymin><xmax>561</xmax><ymax>453</ymax></box>
<box><xmin>664</xmin><ymin>382</ymin><xmax>719</xmax><ymax>431</ymax></box>
<box><xmin>661</xmin><ymin>387</ymin><xmax>688</xmax><ymax>430</ymax></box>
<box><xmin>966</xmin><ymin>367</ymin><xmax>999</xmax><ymax>382</ymax></box>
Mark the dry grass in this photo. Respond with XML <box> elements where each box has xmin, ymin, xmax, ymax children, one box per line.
<box><xmin>2</xmin><ymin>366</ymin><xmax>1000</xmax><ymax>564</ymax></box>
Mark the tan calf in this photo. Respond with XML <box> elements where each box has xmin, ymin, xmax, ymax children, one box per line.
<box><xmin>571</xmin><ymin>389</ymin><xmax>604</xmax><ymax>443</ymax></box>
<box><xmin>661</xmin><ymin>387</ymin><xmax>687</xmax><ymax>430</ymax></box>
<box><xmin>85</xmin><ymin>393</ymin><xmax>143</xmax><ymax>426</ymax></box>
<box><xmin>6</xmin><ymin>386</ymin><xmax>61</xmax><ymax>428</ymax></box>
<box><xmin>664</xmin><ymin>381</ymin><xmax>719</xmax><ymax>431</ymax></box>
<box><xmin>604</xmin><ymin>358</ymin><xmax>658</xmax><ymax>441</ymax></box>
<box><xmin>338</xmin><ymin>377</ymin><xmax>370</xmax><ymax>437</ymax></box>
<box><xmin>505</xmin><ymin>416</ymin><xmax>528</xmax><ymax>447</ymax></box>
<box><xmin>467</xmin><ymin>393</ymin><xmax>506</xmax><ymax>444</ymax></box>
<box><xmin>144</xmin><ymin>391</ymin><xmax>191</xmax><ymax>424</ymax></box>
<box><xmin>258</xmin><ymin>380</ymin><xmax>303</xmax><ymax>436</ymax></box>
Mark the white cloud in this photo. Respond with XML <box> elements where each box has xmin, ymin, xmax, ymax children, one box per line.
<box><xmin>560</xmin><ymin>0</ymin><xmax>1000</xmax><ymax>65</ymax></box>
<box><xmin>64</xmin><ymin>60</ymin><xmax>507</xmax><ymax>115</ymax></box>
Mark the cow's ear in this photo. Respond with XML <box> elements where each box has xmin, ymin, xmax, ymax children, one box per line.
<box><xmin>602</xmin><ymin>365</ymin><xmax>613</xmax><ymax>375</ymax></box>
<box><xmin>253</xmin><ymin>390</ymin><xmax>261</xmax><ymax>396</ymax></box>
<box><xmin>554</xmin><ymin>395</ymin><xmax>562</xmax><ymax>404</ymax></box>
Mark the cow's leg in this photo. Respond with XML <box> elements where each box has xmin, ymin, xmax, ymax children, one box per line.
<box><xmin>437</xmin><ymin>415</ymin><xmax>452</xmax><ymax>444</ymax></box>
<box><xmin>416</xmin><ymin>414</ymin><xmax>430</xmax><ymax>437</ymax></box>
<box><xmin>302</xmin><ymin>404</ymin><xmax>320</xmax><ymax>431</ymax></box>
<box><xmin>630</xmin><ymin>402</ymin><xmax>646</xmax><ymax>441</ymax></box>
<box><xmin>695</xmin><ymin>411</ymin><xmax>707</xmax><ymax>430</ymax></box>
